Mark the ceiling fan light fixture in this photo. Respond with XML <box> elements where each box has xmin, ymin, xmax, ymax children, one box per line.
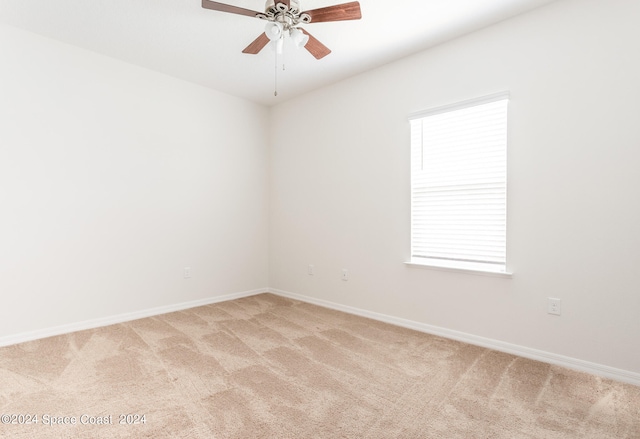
<box><xmin>290</xmin><ymin>27</ymin><xmax>309</xmax><ymax>49</ymax></box>
<box><xmin>203</xmin><ymin>0</ymin><xmax>362</xmax><ymax>62</ymax></box>
<box><xmin>265</xmin><ymin>21</ymin><xmax>284</xmax><ymax>41</ymax></box>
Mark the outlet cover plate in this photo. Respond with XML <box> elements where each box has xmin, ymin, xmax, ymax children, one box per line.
<box><xmin>547</xmin><ymin>298</ymin><xmax>562</xmax><ymax>316</ymax></box>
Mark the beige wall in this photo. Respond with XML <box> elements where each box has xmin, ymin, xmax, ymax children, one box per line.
<box><xmin>0</xmin><ymin>25</ymin><xmax>269</xmax><ymax>336</ymax></box>
<box><xmin>269</xmin><ymin>0</ymin><xmax>640</xmax><ymax>376</ymax></box>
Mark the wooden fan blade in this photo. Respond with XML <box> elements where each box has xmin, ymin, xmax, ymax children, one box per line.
<box><xmin>242</xmin><ymin>33</ymin><xmax>270</xmax><ymax>54</ymax></box>
<box><xmin>301</xmin><ymin>29</ymin><xmax>331</xmax><ymax>60</ymax></box>
<box><xmin>276</xmin><ymin>0</ymin><xmax>290</xmax><ymax>8</ymax></box>
<box><xmin>301</xmin><ymin>1</ymin><xmax>361</xmax><ymax>23</ymax></box>
<box><xmin>201</xmin><ymin>0</ymin><xmax>262</xmax><ymax>18</ymax></box>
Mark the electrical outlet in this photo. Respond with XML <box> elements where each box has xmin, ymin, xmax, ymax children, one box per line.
<box><xmin>341</xmin><ymin>269</ymin><xmax>349</xmax><ymax>281</ymax></box>
<box><xmin>547</xmin><ymin>298</ymin><xmax>561</xmax><ymax>316</ymax></box>
<box><xmin>183</xmin><ymin>267</ymin><xmax>192</xmax><ymax>279</ymax></box>
<box><xmin>308</xmin><ymin>264</ymin><xmax>314</xmax><ymax>276</ymax></box>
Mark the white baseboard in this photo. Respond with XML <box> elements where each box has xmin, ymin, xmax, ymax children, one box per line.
<box><xmin>269</xmin><ymin>288</ymin><xmax>640</xmax><ymax>387</ymax></box>
<box><xmin>0</xmin><ymin>288</ymin><xmax>267</xmax><ymax>348</ymax></box>
<box><xmin>3</xmin><ymin>286</ymin><xmax>638</xmax><ymax>387</ymax></box>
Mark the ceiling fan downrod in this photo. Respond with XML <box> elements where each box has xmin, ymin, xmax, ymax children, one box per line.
<box><xmin>258</xmin><ymin>0</ymin><xmax>311</xmax><ymax>30</ymax></box>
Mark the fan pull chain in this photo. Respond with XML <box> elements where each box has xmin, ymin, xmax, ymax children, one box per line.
<box><xmin>274</xmin><ymin>37</ymin><xmax>280</xmax><ymax>97</ymax></box>
<box><xmin>274</xmin><ymin>49</ymin><xmax>278</xmax><ymax>97</ymax></box>
<box><xmin>282</xmin><ymin>38</ymin><xmax>286</xmax><ymax>72</ymax></box>
<box><xmin>273</xmin><ymin>36</ymin><xmax>286</xmax><ymax>97</ymax></box>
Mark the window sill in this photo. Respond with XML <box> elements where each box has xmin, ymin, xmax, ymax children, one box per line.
<box><xmin>404</xmin><ymin>260</ymin><xmax>513</xmax><ymax>278</ymax></box>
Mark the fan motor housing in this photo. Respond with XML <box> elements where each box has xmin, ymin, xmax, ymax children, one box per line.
<box><xmin>260</xmin><ymin>0</ymin><xmax>310</xmax><ymax>26</ymax></box>
<box><xmin>265</xmin><ymin>0</ymin><xmax>300</xmax><ymax>14</ymax></box>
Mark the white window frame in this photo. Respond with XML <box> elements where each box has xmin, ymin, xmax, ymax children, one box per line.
<box><xmin>407</xmin><ymin>92</ymin><xmax>512</xmax><ymax>277</ymax></box>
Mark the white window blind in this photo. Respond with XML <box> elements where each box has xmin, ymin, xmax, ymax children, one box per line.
<box><xmin>410</xmin><ymin>93</ymin><xmax>509</xmax><ymax>273</ymax></box>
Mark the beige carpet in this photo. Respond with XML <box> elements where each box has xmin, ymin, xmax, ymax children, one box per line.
<box><xmin>0</xmin><ymin>293</ymin><xmax>638</xmax><ymax>438</ymax></box>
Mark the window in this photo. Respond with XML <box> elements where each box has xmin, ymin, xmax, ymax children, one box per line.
<box><xmin>409</xmin><ymin>92</ymin><xmax>509</xmax><ymax>274</ymax></box>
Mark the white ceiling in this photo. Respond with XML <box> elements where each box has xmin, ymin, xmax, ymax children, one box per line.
<box><xmin>0</xmin><ymin>0</ymin><xmax>557</xmax><ymax>106</ymax></box>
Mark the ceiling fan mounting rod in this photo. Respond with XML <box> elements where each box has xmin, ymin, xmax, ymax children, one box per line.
<box><xmin>257</xmin><ymin>1</ymin><xmax>311</xmax><ymax>31</ymax></box>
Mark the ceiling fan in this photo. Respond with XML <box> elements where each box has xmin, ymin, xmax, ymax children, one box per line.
<box><xmin>202</xmin><ymin>0</ymin><xmax>362</xmax><ymax>60</ymax></box>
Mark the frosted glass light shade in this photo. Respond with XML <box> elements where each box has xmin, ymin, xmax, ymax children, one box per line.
<box><xmin>290</xmin><ymin>28</ymin><xmax>309</xmax><ymax>48</ymax></box>
<box><xmin>265</xmin><ymin>22</ymin><xmax>283</xmax><ymax>41</ymax></box>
